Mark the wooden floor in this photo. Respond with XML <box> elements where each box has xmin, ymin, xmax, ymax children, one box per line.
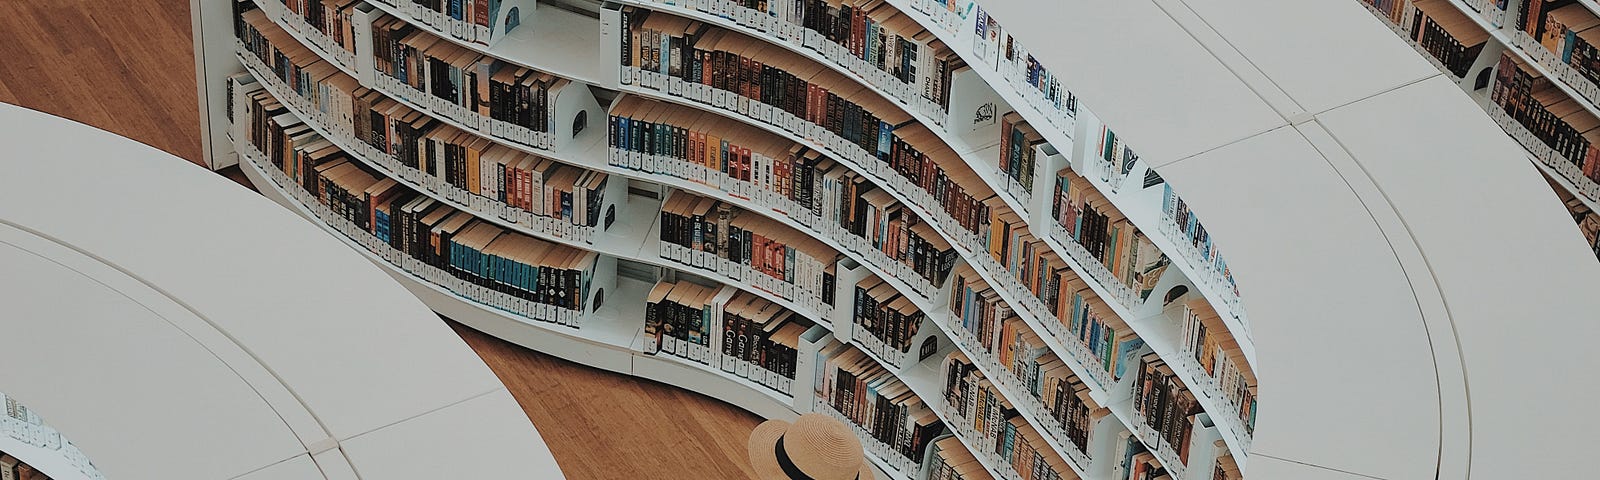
<box><xmin>0</xmin><ymin>2</ymin><xmax>763</xmax><ymax>478</ymax></box>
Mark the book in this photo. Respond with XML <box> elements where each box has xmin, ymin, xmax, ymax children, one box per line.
<box><xmin>0</xmin><ymin>455</ymin><xmax>17</xmax><ymax>480</ymax></box>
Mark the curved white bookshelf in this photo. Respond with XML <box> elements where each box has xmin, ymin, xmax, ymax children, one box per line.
<box><xmin>200</xmin><ymin>0</ymin><xmax>1280</xmax><ymax>478</ymax></box>
<box><xmin>235</xmin><ymin>137</ymin><xmax>946</xmax><ymax>480</ymax></box>
<box><xmin>344</xmin><ymin>0</ymin><xmax>1247</xmax><ymax>379</ymax></box>
<box><xmin>359</xmin><ymin>0</ymin><xmax>1260</xmax><ymax>387</ymax></box>
<box><xmin>235</xmin><ymin>47</ymin><xmax>838</xmax><ymax>327</ymax></box>
<box><xmin>879</xmin><ymin>0</ymin><xmax>1259</xmax><ymax>365</ymax></box>
<box><xmin>233</xmin><ymin>69</ymin><xmax>1092</xmax><ymax>480</ymax></box>
<box><xmin>233</xmin><ymin>33</ymin><xmax>1124</xmax><ymax>479</ymax></box>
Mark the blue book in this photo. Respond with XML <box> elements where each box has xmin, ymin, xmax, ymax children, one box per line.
<box><xmin>561</xmin><ymin>191</ymin><xmax>573</xmax><ymax>221</ymax></box>
<box><xmin>876</xmin><ymin>122</ymin><xmax>892</xmax><ymax>159</ymax></box>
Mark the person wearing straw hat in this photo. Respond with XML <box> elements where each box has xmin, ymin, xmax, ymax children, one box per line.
<box><xmin>747</xmin><ymin>413</ymin><xmax>876</xmax><ymax>480</ymax></box>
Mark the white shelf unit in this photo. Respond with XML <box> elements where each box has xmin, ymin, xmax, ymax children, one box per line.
<box><xmin>881</xmin><ymin>0</ymin><xmax>1258</xmax><ymax>366</ymax></box>
<box><xmin>1361</xmin><ymin>0</ymin><xmax>1600</xmax><ymax>212</ymax></box>
<box><xmin>236</xmin><ymin>138</ymin><xmax>928</xmax><ymax>479</ymax></box>
<box><xmin>234</xmin><ymin>46</ymin><xmax>840</xmax><ymax>327</ymax></box>
<box><xmin>195</xmin><ymin>0</ymin><xmax>1268</xmax><ymax>477</ymax></box>
<box><xmin>239</xmin><ymin>46</ymin><xmax>1087</xmax><ymax>479</ymax></box>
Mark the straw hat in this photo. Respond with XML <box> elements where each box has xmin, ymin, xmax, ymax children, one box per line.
<box><xmin>747</xmin><ymin>413</ymin><xmax>875</xmax><ymax>480</ymax></box>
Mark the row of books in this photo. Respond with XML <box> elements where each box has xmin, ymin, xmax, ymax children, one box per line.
<box><xmin>621</xmin><ymin>0</ymin><xmax>962</xmax><ymax>123</ymax></box>
<box><xmin>1374</xmin><ymin>0</ymin><xmax>1488</xmax><ymax>78</ymax></box>
<box><xmin>0</xmin><ymin>454</ymin><xmax>50</xmax><ymax>480</ymax></box>
<box><xmin>941</xmin><ymin>352</ymin><xmax>1089</xmax><ymax>480</ymax></box>
<box><xmin>240</xmin><ymin>8</ymin><xmax>616</xmax><ymax>240</ymax></box>
<box><xmin>239</xmin><ymin>86</ymin><xmax>603</xmax><ymax>315</ymax></box>
<box><xmin>815</xmin><ymin>343</ymin><xmax>946</xmax><ymax>471</ymax></box>
<box><xmin>851</xmin><ymin>274</ymin><xmax>928</xmax><ymax>368</ymax></box>
<box><xmin>256</xmin><ymin>0</ymin><xmax>360</xmax><ymax>70</ymax></box>
<box><xmin>966</xmin><ymin>4</ymin><xmax>1078</xmax><ymax>134</ymax></box>
<box><xmin>236</xmin><ymin>5</ymin><xmax>363</xmax><ymax>137</ymax></box>
<box><xmin>1052</xmin><ymin>167</ymin><xmax>1170</xmax><ymax>307</ymax></box>
<box><xmin>1492</xmin><ymin>52</ymin><xmax>1600</xmax><ymax>185</ymax></box>
<box><xmin>996</xmin><ymin>112</ymin><xmax>1043</xmax><ymax>206</ymax></box>
<box><xmin>946</xmin><ymin>272</ymin><xmax>1107</xmax><ymax>456</ymax></box>
<box><xmin>372</xmin><ymin>15</ymin><xmax>570</xmax><ymax>149</ymax></box>
<box><xmin>367</xmin><ymin>0</ymin><xmax>521</xmax><ymax>46</ymax></box>
<box><xmin>1178</xmin><ymin>300</ymin><xmax>1258</xmax><ymax>439</ymax></box>
<box><xmin>607</xmin><ymin>94</ymin><xmax>956</xmax><ymax>295</ymax></box>
<box><xmin>618</xmin><ymin>9</ymin><xmax>1014</xmax><ymax>259</ymax></box>
<box><xmin>1130</xmin><ymin>353</ymin><xmax>1202</xmax><ymax>474</ymax></box>
<box><xmin>658</xmin><ymin>190</ymin><xmax>839</xmax><ymax>311</ymax></box>
<box><xmin>636</xmin><ymin>0</ymin><xmax>960</xmax><ymax>124</ymax></box>
<box><xmin>1527</xmin><ymin>1</ymin><xmax>1600</xmax><ymax>91</ymax></box>
<box><xmin>925</xmin><ymin>436</ymin><xmax>994</xmax><ymax>480</ymax></box>
<box><xmin>1088</xmin><ymin>127</ymin><xmax>1139</xmax><ymax>196</ymax></box>
<box><xmin>643</xmin><ymin>280</ymin><xmax>813</xmax><ymax>394</ymax></box>
<box><xmin>1159</xmin><ymin>183</ymin><xmax>1240</xmax><ymax>309</ymax></box>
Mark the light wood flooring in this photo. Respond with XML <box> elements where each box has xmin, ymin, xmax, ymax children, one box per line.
<box><xmin>0</xmin><ymin>2</ymin><xmax>763</xmax><ymax>478</ymax></box>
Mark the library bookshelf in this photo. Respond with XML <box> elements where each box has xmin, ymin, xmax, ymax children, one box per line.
<box><xmin>196</xmin><ymin>0</ymin><xmax>1266</xmax><ymax>478</ymax></box>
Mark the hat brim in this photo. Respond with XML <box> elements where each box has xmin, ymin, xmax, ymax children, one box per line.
<box><xmin>748</xmin><ymin>419</ymin><xmax>792</xmax><ymax>480</ymax></box>
<box><xmin>747</xmin><ymin>419</ymin><xmax>875</xmax><ymax>480</ymax></box>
